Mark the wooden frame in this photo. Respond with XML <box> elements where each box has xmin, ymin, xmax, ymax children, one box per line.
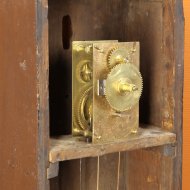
<box><xmin>0</xmin><ymin>0</ymin><xmax>184</xmax><ymax>190</ymax></box>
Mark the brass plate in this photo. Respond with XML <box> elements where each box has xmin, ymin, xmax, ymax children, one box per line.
<box><xmin>92</xmin><ymin>42</ymin><xmax>140</xmax><ymax>143</ymax></box>
<box><xmin>72</xmin><ymin>41</ymin><xmax>118</xmax><ymax>139</ymax></box>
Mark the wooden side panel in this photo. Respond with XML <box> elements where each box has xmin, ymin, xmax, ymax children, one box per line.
<box><xmin>36</xmin><ymin>0</ymin><xmax>50</xmax><ymax>189</ymax></box>
<box><xmin>0</xmin><ymin>1</ymin><xmax>38</xmax><ymax>190</ymax></box>
<box><xmin>123</xmin><ymin>1</ymin><xmax>171</xmax><ymax>189</ymax></box>
<box><xmin>126</xmin><ymin>149</ymin><xmax>174</xmax><ymax>190</ymax></box>
<box><xmin>81</xmin><ymin>157</ymin><xmax>98</xmax><ymax>190</ymax></box>
<box><xmin>126</xmin><ymin>0</ymin><xmax>184</xmax><ymax>190</ymax></box>
<box><xmin>173</xmin><ymin>0</ymin><xmax>184</xmax><ymax>189</ymax></box>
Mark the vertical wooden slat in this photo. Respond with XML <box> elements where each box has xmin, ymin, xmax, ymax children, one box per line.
<box><xmin>126</xmin><ymin>149</ymin><xmax>162</xmax><ymax>190</ymax></box>
<box><xmin>36</xmin><ymin>0</ymin><xmax>50</xmax><ymax>189</ymax></box>
<box><xmin>118</xmin><ymin>152</ymin><xmax>127</xmax><ymax>190</ymax></box>
<box><xmin>98</xmin><ymin>154</ymin><xmax>119</xmax><ymax>190</ymax></box>
<box><xmin>172</xmin><ymin>0</ymin><xmax>184</xmax><ymax>189</ymax></box>
<box><xmin>81</xmin><ymin>157</ymin><xmax>98</xmax><ymax>190</ymax></box>
<box><xmin>126</xmin><ymin>0</ymin><xmax>184</xmax><ymax>189</ymax></box>
<box><xmin>125</xmin><ymin>1</ymin><xmax>167</xmax><ymax>189</ymax></box>
<box><xmin>160</xmin><ymin>1</ymin><xmax>176</xmax><ymax>189</ymax></box>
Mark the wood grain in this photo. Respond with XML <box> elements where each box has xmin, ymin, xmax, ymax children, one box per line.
<box><xmin>49</xmin><ymin>126</ymin><xmax>176</xmax><ymax>163</ymax></box>
<box><xmin>36</xmin><ymin>0</ymin><xmax>50</xmax><ymax>189</ymax></box>
<box><xmin>126</xmin><ymin>1</ymin><xmax>184</xmax><ymax>190</ymax></box>
<box><xmin>0</xmin><ymin>1</ymin><xmax>39</xmax><ymax>190</ymax></box>
<box><xmin>48</xmin><ymin>0</ymin><xmax>183</xmax><ymax>189</ymax></box>
<box><xmin>170</xmin><ymin>0</ymin><xmax>184</xmax><ymax>189</ymax></box>
<box><xmin>47</xmin><ymin>163</ymin><xmax>59</xmax><ymax>180</ymax></box>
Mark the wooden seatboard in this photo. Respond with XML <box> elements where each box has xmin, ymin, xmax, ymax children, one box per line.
<box><xmin>49</xmin><ymin>126</ymin><xmax>176</xmax><ymax>163</ymax></box>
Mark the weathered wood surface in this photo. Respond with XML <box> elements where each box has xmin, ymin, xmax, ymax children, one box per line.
<box><xmin>49</xmin><ymin>126</ymin><xmax>176</xmax><ymax>163</ymax></box>
<box><xmin>0</xmin><ymin>1</ymin><xmax>49</xmax><ymax>190</ymax></box>
<box><xmin>0</xmin><ymin>1</ymin><xmax>46</xmax><ymax>190</ymax></box>
<box><xmin>36</xmin><ymin>0</ymin><xmax>50</xmax><ymax>189</ymax></box>
<box><xmin>48</xmin><ymin>0</ymin><xmax>183</xmax><ymax>189</ymax></box>
<box><xmin>173</xmin><ymin>0</ymin><xmax>184</xmax><ymax>189</ymax></box>
<box><xmin>125</xmin><ymin>1</ymin><xmax>184</xmax><ymax>190</ymax></box>
<box><xmin>47</xmin><ymin>163</ymin><xmax>59</xmax><ymax>180</ymax></box>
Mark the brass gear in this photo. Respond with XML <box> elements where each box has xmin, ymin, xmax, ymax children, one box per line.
<box><xmin>74</xmin><ymin>87</ymin><xmax>93</xmax><ymax>131</ymax></box>
<box><xmin>105</xmin><ymin>63</ymin><xmax>143</xmax><ymax>112</ymax></box>
<box><xmin>107</xmin><ymin>47</ymin><xmax>131</xmax><ymax>70</ymax></box>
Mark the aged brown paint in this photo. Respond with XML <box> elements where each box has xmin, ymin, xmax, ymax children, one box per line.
<box><xmin>0</xmin><ymin>0</ymin><xmax>50</xmax><ymax>190</ymax></box>
<box><xmin>81</xmin><ymin>157</ymin><xmax>98</xmax><ymax>190</ymax></box>
<box><xmin>0</xmin><ymin>1</ymin><xmax>38</xmax><ymax>190</ymax></box>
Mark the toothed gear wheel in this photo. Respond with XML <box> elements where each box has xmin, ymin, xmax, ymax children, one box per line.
<box><xmin>107</xmin><ymin>47</ymin><xmax>130</xmax><ymax>70</ymax></box>
<box><xmin>105</xmin><ymin>63</ymin><xmax>143</xmax><ymax>112</ymax></box>
<box><xmin>74</xmin><ymin>87</ymin><xmax>93</xmax><ymax>130</ymax></box>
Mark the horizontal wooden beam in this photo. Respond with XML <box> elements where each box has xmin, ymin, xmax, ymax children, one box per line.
<box><xmin>49</xmin><ymin>125</ymin><xmax>176</xmax><ymax>163</ymax></box>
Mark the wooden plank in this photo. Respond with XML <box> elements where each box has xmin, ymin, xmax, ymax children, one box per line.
<box><xmin>49</xmin><ymin>126</ymin><xmax>176</xmax><ymax>163</ymax></box>
<box><xmin>81</xmin><ymin>157</ymin><xmax>98</xmax><ymax>190</ymax></box>
<box><xmin>47</xmin><ymin>163</ymin><xmax>59</xmax><ymax>179</ymax></box>
<box><xmin>125</xmin><ymin>1</ymin><xmax>171</xmax><ymax>189</ymax></box>
<box><xmin>172</xmin><ymin>0</ymin><xmax>184</xmax><ymax>189</ymax></box>
<box><xmin>98</xmin><ymin>154</ymin><xmax>119</xmax><ymax>190</ymax></box>
<box><xmin>0</xmin><ymin>1</ymin><xmax>41</xmax><ymax>190</ymax></box>
<box><xmin>126</xmin><ymin>149</ymin><xmax>173</xmax><ymax>190</ymax></box>
<box><xmin>36</xmin><ymin>0</ymin><xmax>50</xmax><ymax>189</ymax></box>
<box><xmin>124</xmin><ymin>0</ymin><xmax>165</xmax><ymax>190</ymax></box>
<box><xmin>125</xmin><ymin>1</ymin><xmax>184</xmax><ymax>190</ymax></box>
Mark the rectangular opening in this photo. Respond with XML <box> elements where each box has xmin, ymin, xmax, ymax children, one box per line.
<box><xmin>46</xmin><ymin>1</ymin><xmax>182</xmax><ymax>189</ymax></box>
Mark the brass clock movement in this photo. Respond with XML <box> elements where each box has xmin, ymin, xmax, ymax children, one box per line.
<box><xmin>72</xmin><ymin>41</ymin><xmax>143</xmax><ymax>143</ymax></box>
